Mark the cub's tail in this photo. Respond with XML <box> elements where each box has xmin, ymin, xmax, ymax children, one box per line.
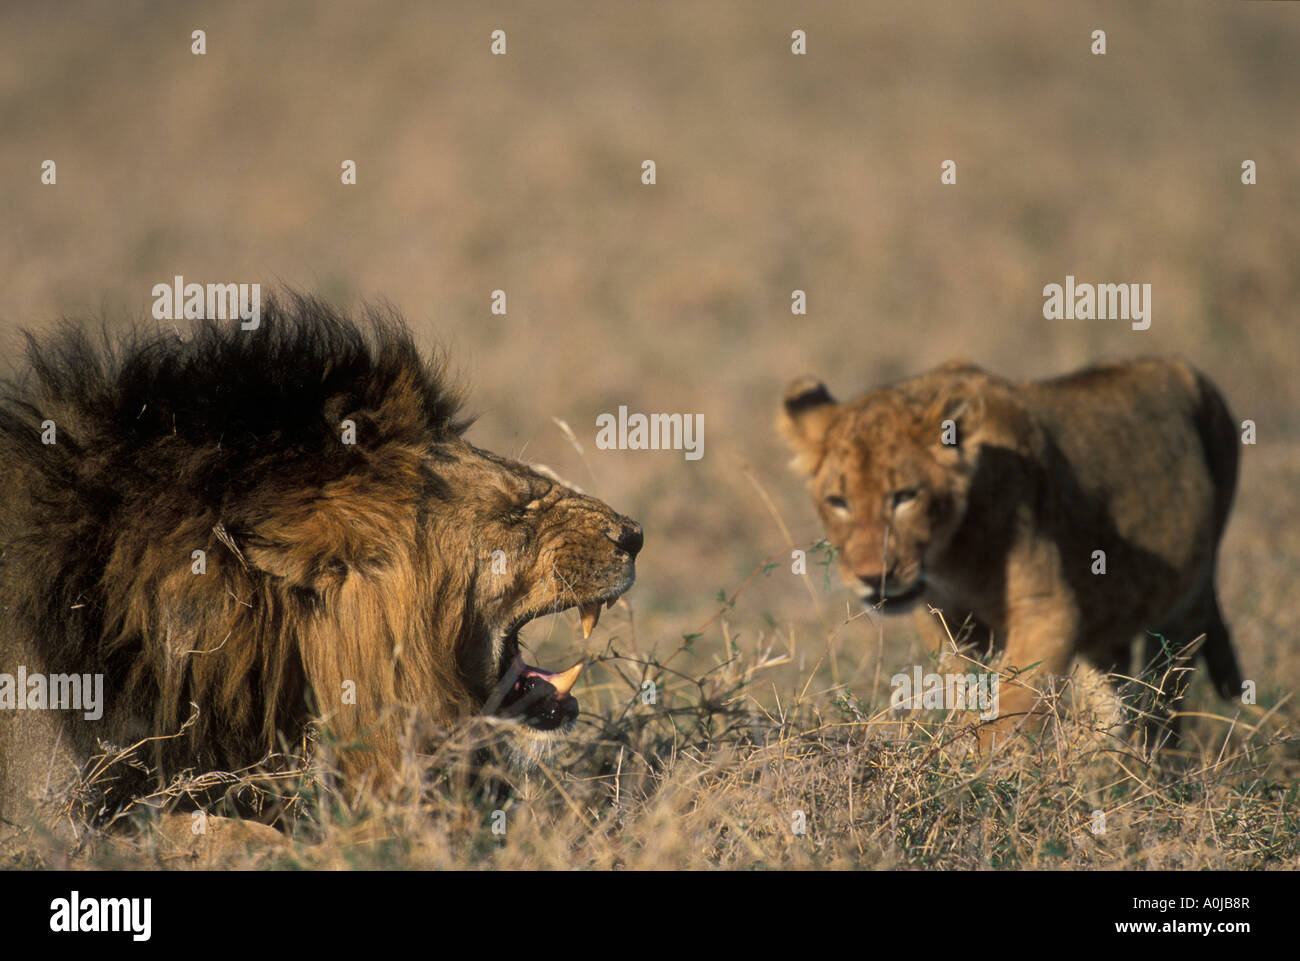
<box><xmin>1190</xmin><ymin>367</ymin><xmax>1243</xmax><ymax>699</ymax></box>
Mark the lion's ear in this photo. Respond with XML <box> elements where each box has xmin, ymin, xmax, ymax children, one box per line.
<box><xmin>235</xmin><ymin>522</ymin><xmax>351</xmax><ymax>590</ymax></box>
<box><xmin>926</xmin><ymin>384</ymin><xmax>985</xmax><ymax>458</ymax></box>
<box><xmin>779</xmin><ymin>377</ymin><xmax>838</xmax><ymax>475</ymax></box>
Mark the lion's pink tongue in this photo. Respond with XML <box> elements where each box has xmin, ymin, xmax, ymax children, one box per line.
<box><xmin>517</xmin><ymin>658</ymin><xmax>584</xmax><ymax>699</ymax></box>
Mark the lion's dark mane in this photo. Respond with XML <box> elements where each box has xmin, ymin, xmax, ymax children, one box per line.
<box><xmin>0</xmin><ymin>293</ymin><xmax>471</xmax><ymax>801</ymax></box>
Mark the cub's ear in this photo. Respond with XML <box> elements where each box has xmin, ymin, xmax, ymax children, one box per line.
<box><xmin>925</xmin><ymin>382</ymin><xmax>985</xmax><ymax>457</ymax></box>
<box><xmin>779</xmin><ymin>377</ymin><xmax>838</xmax><ymax>475</ymax></box>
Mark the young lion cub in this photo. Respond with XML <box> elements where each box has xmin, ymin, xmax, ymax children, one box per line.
<box><xmin>779</xmin><ymin>357</ymin><xmax>1243</xmax><ymax>743</ymax></box>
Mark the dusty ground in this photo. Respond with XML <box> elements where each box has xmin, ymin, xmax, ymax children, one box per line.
<box><xmin>1</xmin><ymin>0</ymin><xmax>1296</xmax><ymax>869</ymax></box>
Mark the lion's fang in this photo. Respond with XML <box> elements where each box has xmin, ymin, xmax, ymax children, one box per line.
<box><xmin>579</xmin><ymin>602</ymin><xmax>602</xmax><ymax>638</ymax></box>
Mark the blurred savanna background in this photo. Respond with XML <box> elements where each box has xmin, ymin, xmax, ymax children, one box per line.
<box><xmin>1</xmin><ymin>0</ymin><xmax>1297</xmax><ymax>869</ymax></box>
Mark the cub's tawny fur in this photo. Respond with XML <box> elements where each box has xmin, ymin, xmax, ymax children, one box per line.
<box><xmin>780</xmin><ymin>357</ymin><xmax>1242</xmax><ymax>741</ymax></box>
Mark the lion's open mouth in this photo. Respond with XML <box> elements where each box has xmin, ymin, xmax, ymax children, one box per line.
<box><xmin>486</xmin><ymin>592</ymin><xmax>625</xmax><ymax>731</ymax></box>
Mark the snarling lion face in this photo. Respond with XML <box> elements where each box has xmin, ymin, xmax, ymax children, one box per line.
<box><xmin>238</xmin><ymin>434</ymin><xmax>642</xmax><ymax>765</ymax></box>
<box><xmin>778</xmin><ymin>376</ymin><xmax>978</xmax><ymax>611</ymax></box>
<box><xmin>438</xmin><ymin>445</ymin><xmax>642</xmax><ymax>734</ymax></box>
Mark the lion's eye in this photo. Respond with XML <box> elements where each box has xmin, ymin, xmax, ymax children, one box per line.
<box><xmin>825</xmin><ymin>494</ymin><xmax>850</xmax><ymax>514</ymax></box>
<box><xmin>504</xmin><ymin>497</ymin><xmax>543</xmax><ymax>524</ymax></box>
<box><xmin>891</xmin><ymin>488</ymin><xmax>919</xmax><ymax>510</ymax></box>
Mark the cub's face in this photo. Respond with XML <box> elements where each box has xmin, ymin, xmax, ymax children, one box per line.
<box><xmin>433</xmin><ymin>443</ymin><xmax>642</xmax><ymax>733</ymax></box>
<box><xmin>779</xmin><ymin>377</ymin><xmax>978</xmax><ymax>611</ymax></box>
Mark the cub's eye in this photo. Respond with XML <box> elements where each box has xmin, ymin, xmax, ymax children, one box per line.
<box><xmin>825</xmin><ymin>494</ymin><xmax>850</xmax><ymax>513</ymax></box>
<box><xmin>890</xmin><ymin>488</ymin><xmax>919</xmax><ymax>509</ymax></box>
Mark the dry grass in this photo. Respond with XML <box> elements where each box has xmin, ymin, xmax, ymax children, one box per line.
<box><xmin>6</xmin><ymin>539</ymin><xmax>1295</xmax><ymax>871</ymax></box>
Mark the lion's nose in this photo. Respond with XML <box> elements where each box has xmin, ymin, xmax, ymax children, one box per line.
<box><xmin>609</xmin><ymin>521</ymin><xmax>643</xmax><ymax>557</ymax></box>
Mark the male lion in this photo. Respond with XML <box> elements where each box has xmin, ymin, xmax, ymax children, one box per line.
<box><xmin>0</xmin><ymin>294</ymin><xmax>642</xmax><ymax>831</ymax></box>
<box><xmin>780</xmin><ymin>357</ymin><xmax>1242</xmax><ymax>743</ymax></box>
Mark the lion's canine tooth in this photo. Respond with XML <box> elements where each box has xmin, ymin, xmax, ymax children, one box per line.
<box><xmin>579</xmin><ymin>602</ymin><xmax>601</xmax><ymax>638</ymax></box>
<box><xmin>550</xmin><ymin>661</ymin><xmax>584</xmax><ymax>698</ymax></box>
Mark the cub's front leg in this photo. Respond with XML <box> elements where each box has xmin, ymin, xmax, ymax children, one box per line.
<box><xmin>910</xmin><ymin>600</ymin><xmax>993</xmax><ymax>677</ymax></box>
<box><xmin>977</xmin><ymin>605</ymin><xmax>1077</xmax><ymax>749</ymax></box>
